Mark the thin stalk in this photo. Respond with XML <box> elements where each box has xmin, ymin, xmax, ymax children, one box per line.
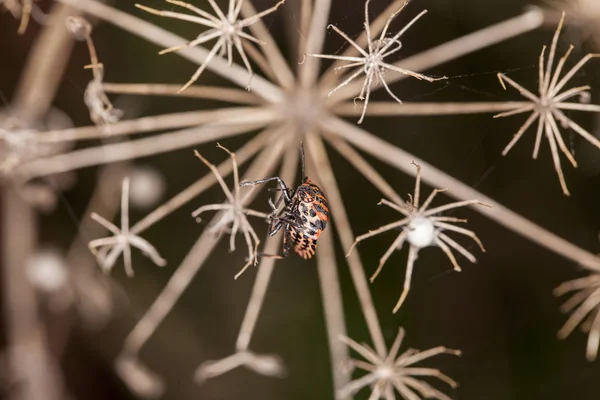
<box><xmin>306</xmin><ymin>132</ymin><xmax>387</xmax><ymax>358</ymax></box>
<box><xmin>299</xmin><ymin>0</ymin><xmax>332</xmax><ymax>88</ymax></box>
<box><xmin>102</xmin><ymin>83</ymin><xmax>262</xmax><ymax>104</ymax></box>
<box><xmin>240</xmin><ymin>0</ymin><xmax>295</xmax><ymax>90</ymax></box>
<box><xmin>2</xmin><ymin>4</ymin><xmax>75</xmax><ymax>400</ymax></box>
<box><xmin>321</xmin><ymin>115</ymin><xmax>600</xmax><ymax>271</ymax></box>
<box><xmin>324</xmin><ymin>133</ymin><xmax>403</xmax><ymax>205</ymax></box>
<box><xmin>12</xmin><ymin>3</ymin><xmax>77</xmax><ymax>123</ymax></box>
<box><xmin>241</xmin><ymin>40</ymin><xmax>280</xmax><ymax>83</ymax></box>
<box><xmin>2</xmin><ymin>190</ymin><xmax>64</xmax><ymax>400</ymax></box>
<box><xmin>17</xmin><ymin>113</ymin><xmax>277</xmax><ymax>180</ymax></box>
<box><xmin>312</xmin><ymin>166</ymin><xmax>350</xmax><ymax>395</ymax></box>
<box><xmin>327</xmin><ymin>8</ymin><xmax>544</xmax><ymax>103</ymax></box>
<box><xmin>57</xmin><ymin>0</ymin><xmax>284</xmax><ymax>103</ymax></box>
<box><xmin>297</xmin><ymin>0</ymin><xmax>313</xmax><ymax>61</ymax></box>
<box><xmin>236</xmin><ymin>143</ymin><xmax>297</xmax><ymax>350</ymax></box>
<box><xmin>333</xmin><ymin>101</ymin><xmax>531</xmax><ymax>116</ymax></box>
<box><xmin>38</xmin><ymin>107</ymin><xmax>271</xmax><ymax>143</ymax></box>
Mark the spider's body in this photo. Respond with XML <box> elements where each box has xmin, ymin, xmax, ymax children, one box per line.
<box><xmin>241</xmin><ymin>145</ymin><xmax>329</xmax><ymax>259</ymax></box>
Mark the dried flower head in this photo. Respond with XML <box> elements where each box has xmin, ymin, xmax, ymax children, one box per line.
<box><xmin>89</xmin><ymin>177</ymin><xmax>167</xmax><ymax>277</ymax></box>
<box><xmin>555</xmin><ymin>272</ymin><xmax>600</xmax><ymax>361</ymax></box>
<box><xmin>136</xmin><ymin>0</ymin><xmax>285</xmax><ymax>92</ymax></box>
<box><xmin>192</xmin><ymin>144</ymin><xmax>270</xmax><ymax>279</ymax></box>
<box><xmin>348</xmin><ymin>162</ymin><xmax>487</xmax><ymax>313</ymax></box>
<box><xmin>307</xmin><ymin>0</ymin><xmax>445</xmax><ymax>123</ymax></box>
<box><xmin>495</xmin><ymin>12</ymin><xmax>600</xmax><ymax>195</ymax></box>
<box><xmin>339</xmin><ymin>328</ymin><xmax>460</xmax><ymax>400</ymax></box>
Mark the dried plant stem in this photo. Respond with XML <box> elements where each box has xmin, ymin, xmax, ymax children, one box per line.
<box><xmin>116</xmin><ymin>138</ymin><xmax>287</xmax><ymax>398</ymax></box>
<box><xmin>334</xmin><ymin>101</ymin><xmax>531</xmax><ymax>116</ymax></box>
<box><xmin>18</xmin><ymin>114</ymin><xmax>276</xmax><ymax>180</ymax></box>
<box><xmin>240</xmin><ymin>0</ymin><xmax>295</xmax><ymax>90</ymax></box>
<box><xmin>299</xmin><ymin>0</ymin><xmax>331</xmax><ymax>87</ymax></box>
<box><xmin>56</xmin><ymin>163</ymin><xmax>129</xmax><ymax>356</ymax></box>
<box><xmin>1</xmin><ymin>3</ymin><xmax>75</xmax><ymax>400</ymax></box>
<box><xmin>327</xmin><ymin>8</ymin><xmax>544</xmax><ymax>103</ymax></box>
<box><xmin>322</xmin><ymin>115</ymin><xmax>600</xmax><ymax>271</ymax></box>
<box><xmin>57</xmin><ymin>0</ymin><xmax>283</xmax><ymax>103</ymax></box>
<box><xmin>236</xmin><ymin>144</ymin><xmax>297</xmax><ymax>350</ymax></box>
<box><xmin>314</xmin><ymin>191</ymin><xmax>350</xmax><ymax>394</ymax></box>
<box><xmin>324</xmin><ymin>133</ymin><xmax>403</xmax><ymax>205</ymax></box>
<box><xmin>241</xmin><ymin>40</ymin><xmax>280</xmax><ymax>84</ymax></box>
<box><xmin>12</xmin><ymin>3</ymin><xmax>76</xmax><ymax>122</ymax></box>
<box><xmin>67</xmin><ymin>164</ymin><xmax>129</xmax><ymax>262</ymax></box>
<box><xmin>131</xmin><ymin>127</ymin><xmax>275</xmax><ymax>235</ymax></box>
<box><xmin>2</xmin><ymin>190</ymin><xmax>64</xmax><ymax>400</ymax></box>
<box><xmin>102</xmin><ymin>83</ymin><xmax>262</xmax><ymax>104</ymax></box>
<box><xmin>297</xmin><ymin>0</ymin><xmax>312</xmax><ymax>60</ymax></box>
<box><xmin>38</xmin><ymin>107</ymin><xmax>271</xmax><ymax>143</ymax></box>
<box><xmin>306</xmin><ymin>132</ymin><xmax>387</xmax><ymax>358</ymax></box>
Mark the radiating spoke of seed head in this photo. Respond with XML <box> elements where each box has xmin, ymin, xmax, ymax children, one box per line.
<box><xmin>347</xmin><ymin>162</ymin><xmax>486</xmax><ymax>312</ymax></box>
<box><xmin>136</xmin><ymin>0</ymin><xmax>285</xmax><ymax>92</ymax></box>
<box><xmin>88</xmin><ymin>177</ymin><xmax>166</xmax><ymax>277</ymax></box>
<box><xmin>338</xmin><ymin>328</ymin><xmax>460</xmax><ymax>400</ymax></box>
<box><xmin>191</xmin><ymin>145</ymin><xmax>270</xmax><ymax>279</ymax></box>
<box><xmin>494</xmin><ymin>12</ymin><xmax>600</xmax><ymax>196</ymax></box>
<box><xmin>306</xmin><ymin>0</ymin><xmax>445</xmax><ymax>124</ymax></box>
<box><xmin>555</xmin><ymin>272</ymin><xmax>600</xmax><ymax>361</ymax></box>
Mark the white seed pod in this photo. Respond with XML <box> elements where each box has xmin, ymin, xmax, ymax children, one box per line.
<box><xmin>406</xmin><ymin>216</ymin><xmax>436</xmax><ymax>248</ymax></box>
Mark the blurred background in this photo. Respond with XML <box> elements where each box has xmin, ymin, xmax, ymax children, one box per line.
<box><xmin>1</xmin><ymin>0</ymin><xmax>600</xmax><ymax>399</ymax></box>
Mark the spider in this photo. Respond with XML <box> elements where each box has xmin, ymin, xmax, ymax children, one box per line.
<box><xmin>240</xmin><ymin>144</ymin><xmax>328</xmax><ymax>259</ymax></box>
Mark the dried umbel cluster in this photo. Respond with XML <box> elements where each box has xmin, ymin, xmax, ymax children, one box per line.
<box><xmin>347</xmin><ymin>163</ymin><xmax>488</xmax><ymax>313</ymax></box>
<box><xmin>4</xmin><ymin>0</ymin><xmax>600</xmax><ymax>399</ymax></box>
<box><xmin>495</xmin><ymin>12</ymin><xmax>600</xmax><ymax>195</ymax></box>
